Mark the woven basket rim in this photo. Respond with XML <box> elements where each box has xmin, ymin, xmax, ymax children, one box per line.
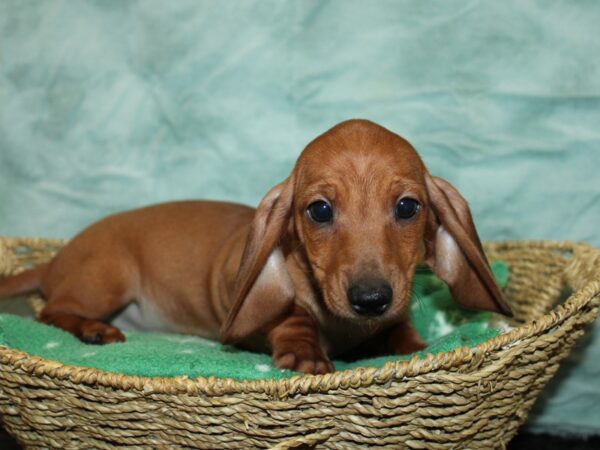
<box><xmin>1</xmin><ymin>239</ymin><xmax>599</xmax><ymax>398</ymax></box>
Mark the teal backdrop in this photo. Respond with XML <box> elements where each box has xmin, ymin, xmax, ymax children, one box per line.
<box><xmin>1</xmin><ymin>0</ymin><xmax>599</xmax><ymax>435</ymax></box>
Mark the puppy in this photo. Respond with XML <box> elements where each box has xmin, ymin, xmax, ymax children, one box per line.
<box><xmin>0</xmin><ymin>119</ymin><xmax>511</xmax><ymax>374</ymax></box>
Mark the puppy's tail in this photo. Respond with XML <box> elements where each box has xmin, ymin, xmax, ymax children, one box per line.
<box><xmin>0</xmin><ymin>263</ymin><xmax>47</xmax><ymax>299</ymax></box>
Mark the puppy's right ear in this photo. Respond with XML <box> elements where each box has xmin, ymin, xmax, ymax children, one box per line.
<box><xmin>220</xmin><ymin>177</ymin><xmax>296</xmax><ymax>344</ymax></box>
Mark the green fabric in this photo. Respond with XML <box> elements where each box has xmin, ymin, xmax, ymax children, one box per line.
<box><xmin>0</xmin><ymin>262</ymin><xmax>508</xmax><ymax>381</ymax></box>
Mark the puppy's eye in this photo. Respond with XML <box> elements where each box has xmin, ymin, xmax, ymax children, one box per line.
<box><xmin>307</xmin><ymin>200</ymin><xmax>333</xmax><ymax>223</ymax></box>
<box><xmin>395</xmin><ymin>197</ymin><xmax>420</xmax><ymax>220</ymax></box>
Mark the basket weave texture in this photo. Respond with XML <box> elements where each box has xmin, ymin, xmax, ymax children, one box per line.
<box><xmin>0</xmin><ymin>237</ymin><xmax>598</xmax><ymax>449</ymax></box>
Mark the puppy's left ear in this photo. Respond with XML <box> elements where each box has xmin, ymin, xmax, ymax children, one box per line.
<box><xmin>424</xmin><ymin>174</ymin><xmax>512</xmax><ymax>316</ymax></box>
<box><xmin>220</xmin><ymin>177</ymin><xmax>296</xmax><ymax>344</ymax></box>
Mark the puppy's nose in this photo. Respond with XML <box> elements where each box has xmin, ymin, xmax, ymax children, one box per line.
<box><xmin>347</xmin><ymin>280</ymin><xmax>393</xmax><ymax>316</ymax></box>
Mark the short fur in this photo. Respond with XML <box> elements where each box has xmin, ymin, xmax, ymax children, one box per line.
<box><xmin>0</xmin><ymin>120</ymin><xmax>511</xmax><ymax>374</ymax></box>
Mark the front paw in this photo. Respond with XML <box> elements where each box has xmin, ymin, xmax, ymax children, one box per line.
<box><xmin>389</xmin><ymin>320</ymin><xmax>428</xmax><ymax>355</ymax></box>
<box><xmin>394</xmin><ymin>338</ymin><xmax>427</xmax><ymax>355</ymax></box>
<box><xmin>273</xmin><ymin>342</ymin><xmax>334</xmax><ymax>374</ymax></box>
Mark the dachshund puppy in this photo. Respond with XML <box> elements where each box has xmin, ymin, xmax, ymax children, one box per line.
<box><xmin>0</xmin><ymin>119</ymin><xmax>511</xmax><ymax>374</ymax></box>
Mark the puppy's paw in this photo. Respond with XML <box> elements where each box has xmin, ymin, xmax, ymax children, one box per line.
<box><xmin>80</xmin><ymin>321</ymin><xmax>126</xmax><ymax>345</ymax></box>
<box><xmin>273</xmin><ymin>343</ymin><xmax>334</xmax><ymax>374</ymax></box>
<box><xmin>388</xmin><ymin>320</ymin><xmax>428</xmax><ymax>355</ymax></box>
<box><xmin>394</xmin><ymin>338</ymin><xmax>427</xmax><ymax>355</ymax></box>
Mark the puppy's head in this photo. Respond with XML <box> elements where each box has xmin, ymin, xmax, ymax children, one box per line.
<box><xmin>221</xmin><ymin>120</ymin><xmax>511</xmax><ymax>343</ymax></box>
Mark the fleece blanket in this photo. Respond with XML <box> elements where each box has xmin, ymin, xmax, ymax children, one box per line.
<box><xmin>1</xmin><ymin>0</ymin><xmax>599</xmax><ymax>436</ymax></box>
<box><xmin>0</xmin><ymin>262</ymin><xmax>508</xmax><ymax>380</ymax></box>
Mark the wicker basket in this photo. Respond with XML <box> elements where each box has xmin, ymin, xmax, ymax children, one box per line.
<box><xmin>0</xmin><ymin>237</ymin><xmax>598</xmax><ymax>449</ymax></box>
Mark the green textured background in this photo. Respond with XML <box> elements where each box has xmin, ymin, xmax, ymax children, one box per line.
<box><xmin>0</xmin><ymin>0</ymin><xmax>599</xmax><ymax>435</ymax></box>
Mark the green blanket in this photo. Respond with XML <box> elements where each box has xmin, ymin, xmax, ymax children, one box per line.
<box><xmin>0</xmin><ymin>262</ymin><xmax>508</xmax><ymax>381</ymax></box>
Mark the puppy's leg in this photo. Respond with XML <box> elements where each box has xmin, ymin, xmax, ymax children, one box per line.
<box><xmin>388</xmin><ymin>318</ymin><xmax>427</xmax><ymax>355</ymax></box>
<box><xmin>339</xmin><ymin>319</ymin><xmax>427</xmax><ymax>360</ymax></box>
<box><xmin>40</xmin><ymin>310</ymin><xmax>126</xmax><ymax>344</ymax></box>
<box><xmin>39</xmin><ymin>266</ymin><xmax>131</xmax><ymax>344</ymax></box>
<box><xmin>267</xmin><ymin>305</ymin><xmax>333</xmax><ymax>374</ymax></box>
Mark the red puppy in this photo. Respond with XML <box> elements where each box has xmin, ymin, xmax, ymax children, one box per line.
<box><xmin>0</xmin><ymin>120</ymin><xmax>511</xmax><ymax>374</ymax></box>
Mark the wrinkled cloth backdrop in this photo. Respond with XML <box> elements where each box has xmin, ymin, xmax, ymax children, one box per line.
<box><xmin>1</xmin><ymin>0</ymin><xmax>599</xmax><ymax>436</ymax></box>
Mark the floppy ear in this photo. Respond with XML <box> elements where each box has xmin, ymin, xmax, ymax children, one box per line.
<box><xmin>220</xmin><ymin>177</ymin><xmax>296</xmax><ymax>344</ymax></box>
<box><xmin>424</xmin><ymin>174</ymin><xmax>512</xmax><ymax>316</ymax></box>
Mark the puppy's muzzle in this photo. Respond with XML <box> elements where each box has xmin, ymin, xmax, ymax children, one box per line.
<box><xmin>347</xmin><ymin>279</ymin><xmax>393</xmax><ymax>317</ymax></box>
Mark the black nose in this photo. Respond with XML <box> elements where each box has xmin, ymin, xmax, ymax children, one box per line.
<box><xmin>347</xmin><ymin>280</ymin><xmax>393</xmax><ymax>316</ymax></box>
